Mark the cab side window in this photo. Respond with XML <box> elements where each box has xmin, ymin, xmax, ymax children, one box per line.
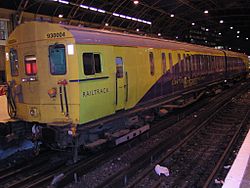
<box><xmin>149</xmin><ymin>52</ymin><xmax>155</xmax><ymax>76</ymax></box>
<box><xmin>49</xmin><ymin>44</ymin><xmax>67</xmax><ymax>75</ymax></box>
<box><xmin>82</xmin><ymin>53</ymin><xmax>102</xmax><ymax>75</ymax></box>
<box><xmin>9</xmin><ymin>48</ymin><xmax>19</xmax><ymax>76</ymax></box>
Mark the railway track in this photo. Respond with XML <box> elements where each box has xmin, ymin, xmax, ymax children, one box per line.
<box><xmin>127</xmin><ymin>100</ymin><xmax>250</xmax><ymax>188</ymax></box>
<box><xmin>0</xmin><ymin>82</ymin><xmax>248</xmax><ymax>188</ymax></box>
<box><xmin>0</xmin><ymin>151</ymin><xmax>67</xmax><ymax>188</ymax></box>
<box><xmin>63</xmin><ymin>82</ymin><xmax>249</xmax><ymax>188</ymax></box>
<box><xmin>77</xmin><ymin>83</ymin><xmax>248</xmax><ymax>187</ymax></box>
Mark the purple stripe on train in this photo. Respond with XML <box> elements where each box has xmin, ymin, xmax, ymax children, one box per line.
<box><xmin>137</xmin><ymin>54</ymin><xmax>246</xmax><ymax>105</ymax></box>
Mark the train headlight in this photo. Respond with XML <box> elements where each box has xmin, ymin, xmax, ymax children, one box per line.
<box><xmin>30</xmin><ymin>107</ymin><xmax>38</xmax><ymax>117</ymax></box>
<box><xmin>67</xmin><ymin>44</ymin><xmax>74</xmax><ymax>55</ymax></box>
<box><xmin>5</xmin><ymin>52</ymin><xmax>9</xmax><ymax>61</ymax></box>
<box><xmin>48</xmin><ymin>88</ymin><xmax>57</xmax><ymax>98</ymax></box>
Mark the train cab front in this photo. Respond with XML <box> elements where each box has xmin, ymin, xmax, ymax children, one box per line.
<box><xmin>5</xmin><ymin>22</ymin><xmax>79</xmax><ymax>148</ymax></box>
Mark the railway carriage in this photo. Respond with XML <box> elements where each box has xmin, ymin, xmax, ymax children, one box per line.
<box><xmin>3</xmin><ymin>21</ymin><xmax>248</xmax><ymax>149</ymax></box>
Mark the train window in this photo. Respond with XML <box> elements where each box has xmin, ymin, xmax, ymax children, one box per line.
<box><xmin>186</xmin><ymin>55</ymin><xmax>190</xmax><ymax>72</ymax></box>
<box><xmin>9</xmin><ymin>48</ymin><xmax>19</xmax><ymax>76</ymax></box>
<box><xmin>82</xmin><ymin>53</ymin><xmax>102</xmax><ymax>75</ymax></box>
<box><xmin>191</xmin><ymin>56</ymin><xmax>196</xmax><ymax>71</ymax></box>
<box><xmin>25</xmin><ymin>56</ymin><xmax>37</xmax><ymax>76</ymax></box>
<box><xmin>211</xmin><ymin>56</ymin><xmax>215</xmax><ymax>70</ymax></box>
<box><xmin>149</xmin><ymin>52</ymin><xmax>155</xmax><ymax>76</ymax></box>
<box><xmin>183</xmin><ymin>54</ymin><xmax>186</xmax><ymax>72</ymax></box>
<box><xmin>168</xmin><ymin>53</ymin><xmax>173</xmax><ymax>73</ymax></box>
<box><xmin>195</xmin><ymin>55</ymin><xmax>199</xmax><ymax>72</ymax></box>
<box><xmin>49</xmin><ymin>44</ymin><xmax>66</xmax><ymax>75</ymax></box>
<box><xmin>162</xmin><ymin>53</ymin><xmax>166</xmax><ymax>74</ymax></box>
<box><xmin>178</xmin><ymin>53</ymin><xmax>182</xmax><ymax>73</ymax></box>
<box><xmin>116</xmin><ymin>57</ymin><xmax>123</xmax><ymax>78</ymax></box>
<box><xmin>94</xmin><ymin>54</ymin><xmax>101</xmax><ymax>73</ymax></box>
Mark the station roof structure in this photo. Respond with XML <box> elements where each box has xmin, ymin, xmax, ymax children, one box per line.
<box><xmin>0</xmin><ymin>0</ymin><xmax>250</xmax><ymax>54</ymax></box>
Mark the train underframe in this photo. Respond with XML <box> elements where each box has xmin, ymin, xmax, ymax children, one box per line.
<box><xmin>0</xmin><ymin>74</ymin><xmax>247</xmax><ymax>156</ymax></box>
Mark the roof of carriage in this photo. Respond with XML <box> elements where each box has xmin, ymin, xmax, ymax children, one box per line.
<box><xmin>63</xmin><ymin>24</ymin><xmax>225</xmax><ymax>54</ymax></box>
<box><xmin>0</xmin><ymin>0</ymin><xmax>249</xmax><ymax>54</ymax></box>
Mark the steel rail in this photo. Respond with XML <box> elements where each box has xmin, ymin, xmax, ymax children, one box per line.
<box><xmin>203</xmin><ymin>109</ymin><xmax>250</xmax><ymax>187</ymax></box>
<box><xmin>96</xmin><ymin>83</ymin><xmax>248</xmax><ymax>188</ymax></box>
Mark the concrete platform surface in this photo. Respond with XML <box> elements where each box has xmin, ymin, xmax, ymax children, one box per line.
<box><xmin>0</xmin><ymin>95</ymin><xmax>10</xmax><ymax>121</ymax></box>
<box><xmin>223</xmin><ymin>130</ymin><xmax>250</xmax><ymax>188</ymax></box>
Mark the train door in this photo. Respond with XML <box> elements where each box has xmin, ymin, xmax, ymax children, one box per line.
<box><xmin>115</xmin><ymin>56</ymin><xmax>126</xmax><ymax>111</ymax></box>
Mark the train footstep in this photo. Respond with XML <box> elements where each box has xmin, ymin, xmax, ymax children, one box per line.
<box><xmin>154</xmin><ymin>164</ymin><xmax>170</xmax><ymax>177</ymax></box>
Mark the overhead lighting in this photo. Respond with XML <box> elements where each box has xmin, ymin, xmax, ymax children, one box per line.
<box><xmin>218</xmin><ymin>32</ymin><xmax>222</xmax><ymax>35</ymax></box>
<box><xmin>229</xmin><ymin>47</ymin><xmax>232</xmax><ymax>50</ymax></box>
<box><xmin>158</xmin><ymin>33</ymin><xmax>161</xmax><ymax>36</ymax></box>
<box><xmin>230</xmin><ymin>26</ymin><xmax>234</xmax><ymax>30</ymax></box>
<box><xmin>204</xmin><ymin>10</ymin><xmax>209</xmax><ymax>14</ymax></box>
<box><xmin>58</xmin><ymin>0</ymin><xmax>69</xmax><ymax>4</ymax></box>
<box><xmin>70</xmin><ymin>2</ymin><xmax>153</xmax><ymax>26</ymax></box>
<box><xmin>80</xmin><ymin>4</ymin><xmax>89</xmax><ymax>9</ymax></box>
<box><xmin>176</xmin><ymin>36</ymin><xmax>179</xmax><ymax>39</ymax></box>
<box><xmin>205</xmin><ymin>41</ymin><xmax>208</xmax><ymax>43</ymax></box>
<box><xmin>58</xmin><ymin>14</ymin><xmax>63</xmax><ymax>18</ymax></box>
<box><xmin>89</xmin><ymin>7</ymin><xmax>98</xmax><ymax>11</ymax></box>
<box><xmin>136</xmin><ymin>28</ymin><xmax>140</xmax><ymax>32</ymax></box>
<box><xmin>237</xmin><ymin>35</ymin><xmax>240</xmax><ymax>38</ymax></box>
<box><xmin>238</xmin><ymin>48</ymin><xmax>240</xmax><ymax>51</ymax></box>
<box><xmin>206</xmin><ymin>28</ymin><xmax>209</xmax><ymax>31</ymax></box>
<box><xmin>119</xmin><ymin>14</ymin><xmax>126</xmax><ymax>18</ymax></box>
<box><xmin>105</xmin><ymin>23</ymin><xmax>109</xmax><ymax>26</ymax></box>
<box><xmin>219</xmin><ymin>20</ymin><xmax>224</xmax><ymax>24</ymax></box>
<box><xmin>112</xmin><ymin>12</ymin><xmax>151</xmax><ymax>25</ymax></box>
<box><xmin>113</xmin><ymin>13</ymin><xmax>120</xmax><ymax>17</ymax></box>
<box><xmin>133</xmin><ymin>0</ymin><xmax>139</xmax><ymax>5</ymax></box>
<box><xmin>246</xmin><ymin>37</ymin><xmax>249</xmax><ymax>40</ymax></box>
<box><xmin>97</xmin><ymin>9</ymin><xmax>106</xmax><ymax>13</ymax></box>
<box><xmin>237</xmin><ymin>31</ymin><xmax>240</xmax><ymax>34</ymax></box>
<box><xmin>192</xmin><ymin>22</ymin><xmax>195</xmax><ymax>26</ymax></box>
<box><xmin>79</xmin><ymin>2</ymin><xmax>153</xmax><ymax>25</ymax></box>
<box><xmin>170</xmin><ymin>14</ymin><xmax>175</xmax><ymax>18</ymax></box>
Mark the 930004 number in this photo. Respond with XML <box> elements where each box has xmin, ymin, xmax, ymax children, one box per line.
<box><xmin>47</xmin><ymin>32</ymin><xmax>66</xmax><ymax>38</ymax></box>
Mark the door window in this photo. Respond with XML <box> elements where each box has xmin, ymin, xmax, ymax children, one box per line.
<box><xmin>49</xmin><ymin>44</ymin><xmax>67</xmax><ymax>75</ymax></box>
<box><xmin>116</xmin><ymin>57</ymin><xmax>123</xmax><ymax>78</ymax></box>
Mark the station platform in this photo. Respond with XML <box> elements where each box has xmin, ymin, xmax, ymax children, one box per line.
<box><xmin>0</xmin><ymin>94</ymin><xmax>10</xmax><ymax>121</ymax></box>
<box><xmin>223</xmin><ymin>130</ymin><xmax>250</xmax><ymax>188</ymax></box>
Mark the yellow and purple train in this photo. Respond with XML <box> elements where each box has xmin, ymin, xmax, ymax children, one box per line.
<box><xmin>3</xmin><ymin>21</ymin><xmax>249</xmax><ymax>149</ymax></box>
